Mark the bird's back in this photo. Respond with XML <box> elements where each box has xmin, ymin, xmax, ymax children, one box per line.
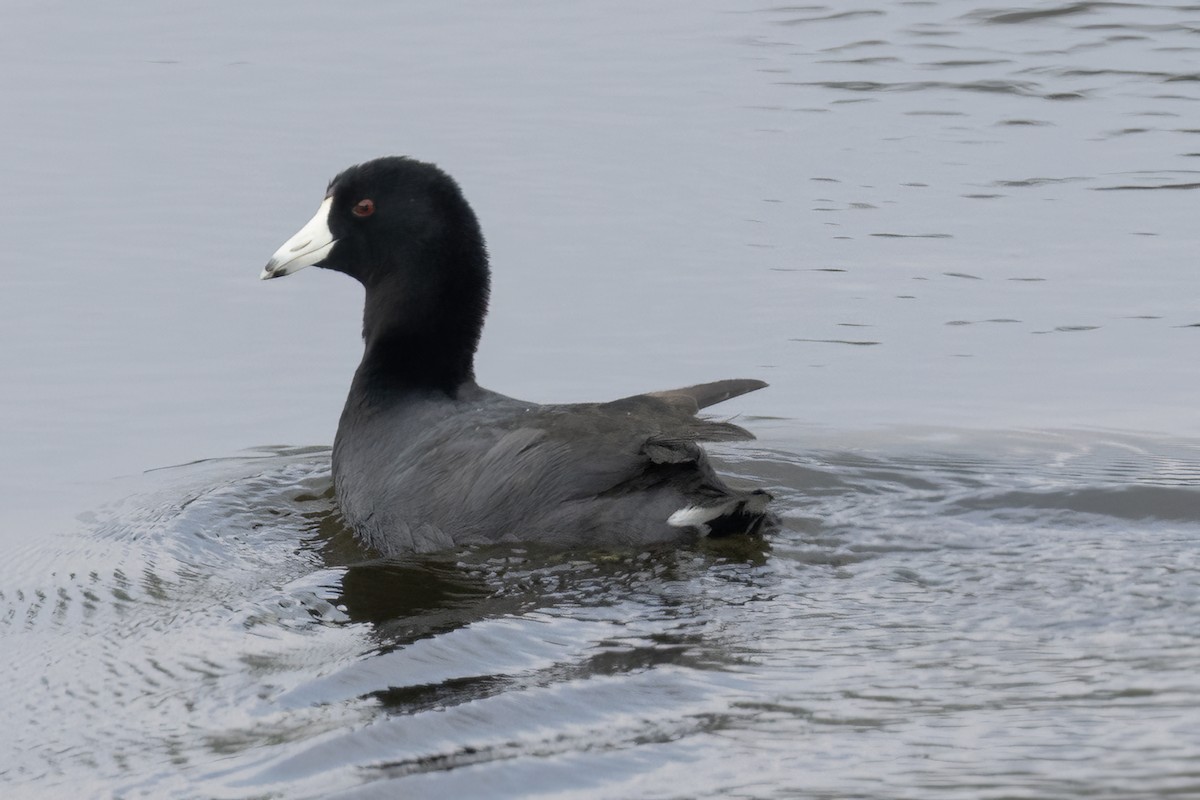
<box><xmin>332</xmin><ymin>383</ymin><xmax>768</xmax><ymax>553</ymax></box>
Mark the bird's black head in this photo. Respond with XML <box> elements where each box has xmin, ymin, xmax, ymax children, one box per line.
<box><xmin>263</xmin><ymin>156</ymin><xmax>487</xmax><ymax>285</ymax></box>
<box><xmin>263</xmin><ymin>156</ymin><xmax>491</xmax><ymax>394</ymax></box>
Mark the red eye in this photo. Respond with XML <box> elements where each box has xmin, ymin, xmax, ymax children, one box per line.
<box><xmin>352</xmin><ymin>199</ymin><xmax>375</xmax><ymax>217</ymax></box>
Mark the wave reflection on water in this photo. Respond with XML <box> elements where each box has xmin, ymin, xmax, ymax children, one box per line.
<box><xmin>2</xmin><ymin>0</ymin><xmax>1200</xmax><ymax>796</ymax></box>
<box><xmin>728</xmin><ymin>0</ymin><xmax>1200</xmax><ymax>439</ymax></box>
<box><xmin>2</xmin><ymin>430</ymin><xmax>1198</xmax><ymax>798</ymax></box>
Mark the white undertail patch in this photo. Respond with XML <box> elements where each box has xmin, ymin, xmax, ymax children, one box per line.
<box><xmin>668</xmin><ymin>492</ymin><xmax>770</xmax><ymax>537</ymax></box>
<box><xmin>668</xmin><ymin>501</ymin><xmax>736</xmax><ymax>536</ymax></box>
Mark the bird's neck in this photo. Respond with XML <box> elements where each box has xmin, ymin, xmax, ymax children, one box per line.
<box><xmin>352</xmin><ymin>250</ymin><xmax>489</xmax><ymax>402</ymax></box>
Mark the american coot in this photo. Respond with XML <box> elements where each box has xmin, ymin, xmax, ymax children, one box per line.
<box><xmin>262</xmin><ymin>156</ymin><xmax>772</xmax><ymax>554</ymax></box>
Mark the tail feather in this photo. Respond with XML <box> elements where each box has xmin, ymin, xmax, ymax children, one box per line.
<box><xmin>648</xmin><ymin>379</ymin><xmax>767</xmax><ymax>413</ymax></box>
<box><xmin>667</xmin><ymin>490</ymin><xmax>773</xmax><ymax>538</ymax></box>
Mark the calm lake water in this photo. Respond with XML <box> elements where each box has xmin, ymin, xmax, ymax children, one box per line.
<box><xmin>2</xmin><ymin>1</ymin><xmax>1199</xmax><ymax>798</ymax></box>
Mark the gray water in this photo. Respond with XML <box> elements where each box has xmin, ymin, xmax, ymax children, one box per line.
<box><xmin>2</xmin><ymin>1</ymin><xmax>1199</xmax><ymax>798</ymax></box>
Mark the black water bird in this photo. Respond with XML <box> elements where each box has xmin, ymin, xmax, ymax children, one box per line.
<box><xmin>262</xmin><ymin>156</ymin><xmax>771</xmax><ymax>553</ymax></box>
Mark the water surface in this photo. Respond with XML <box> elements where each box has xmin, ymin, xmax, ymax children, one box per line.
<box><xmin>1</xmin><ymin>1</ymin><xmax>1198</xmax><ymax>797</ymax></box>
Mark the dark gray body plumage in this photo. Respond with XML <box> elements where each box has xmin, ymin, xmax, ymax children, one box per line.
<box><xmin>263</xmin><ymin>156</ymin><xmax>773</xmax><ymax>554</ymax></box>
<box><xmin>333</xmin><ymin>379</ymin><xmax>768</xmax><ymax>554</ymax></box>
